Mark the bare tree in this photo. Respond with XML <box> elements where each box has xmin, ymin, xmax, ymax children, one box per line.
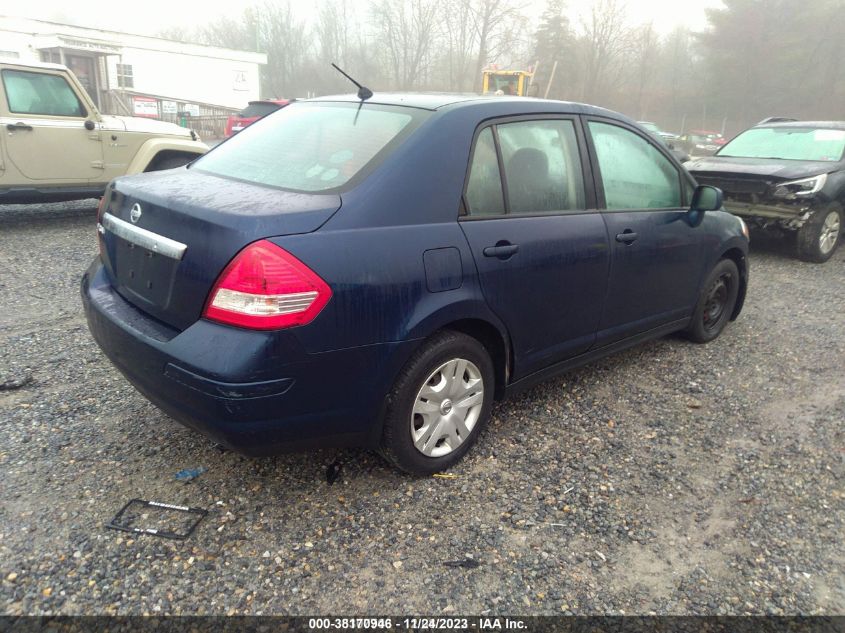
<box><xmin>258</xmin><ymin>2</ymin><xmax>312</xmax><ymax>97</ymax></box>
<box><xmin>576</xmin><ymin>0</ymin><xmax>632</xmax><ymax>102</ymax></box>
<box><xmin>370</xmin><ymin>0</ymin><xmax>441</xmax><ymax>90</ymax></box>
<box><xmin>470</xmin><ymin>0</ymin><xmax>527</xmax><ymax>91</ymax></box>
<box><xmin>442</xmin><ymin>0</ymin><xmax>478</xmax><ymax>91</ymax></box>
<box><xmin>316</xmin><ymin>0</ymin><xmax>351</xmax><ymax>68</ymax></box>
<box><xmin>631</xmin><ymin>22</ymin><xmax>658</xmax><ymax>119</ymax></box>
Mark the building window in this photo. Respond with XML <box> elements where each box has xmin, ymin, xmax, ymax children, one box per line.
<box><xmin>40</xmin><ymin>50</ymin><xmax>60</xmax><ymax>64</ymax></box>
<box><xmin>116</xmin><ymin>63</ymin><xmax>134</xmax><ymax>89</ymax></box>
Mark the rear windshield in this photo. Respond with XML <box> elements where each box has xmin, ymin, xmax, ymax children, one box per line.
<box><xmin>718</xmin><ymin>127</ymin><xmax>845</xmax><ymax>162</ymax></box>
<box><xmin>196</xmin><ymin>102</ymin><xmax>426</xmax><ymax>192</ymax></box>
<box><xmin>239</xmin><ymin>102</ymin><xmax>282</xmax><ymax>118</ymax></box>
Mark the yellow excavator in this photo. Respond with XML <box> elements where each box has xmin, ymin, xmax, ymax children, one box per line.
<box><xmin>481</xmin><ymin>68</ymin><xmax>537</xmax><ymax>97</ymax></box>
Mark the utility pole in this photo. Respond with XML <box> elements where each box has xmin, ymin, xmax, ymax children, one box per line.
<box><xmin>543</xmin><ymin>61</ymin><xmax>558</xmax><ymax>99</ymax></box>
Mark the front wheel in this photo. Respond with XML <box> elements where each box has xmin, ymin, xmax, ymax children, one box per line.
<box><xmin>380</xmin><ymin>331</ymin><xmax>494</xmax><ymax>475</ymax></box>
<box><xmin>797</xmin><ymin>205</ymin><xmax>842</xmax><ymax>263</ymax></box>
<box><xmin>684</xmin><ymin>259</ymin><xmax>740</xmax><ymax>344</ymax></box>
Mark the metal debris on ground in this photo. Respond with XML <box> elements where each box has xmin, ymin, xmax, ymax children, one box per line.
<box><xmin>175</xmin><ymin>467</ymin><xmax>207</xmax><ymax>482</ymax></box>
<box><xmin>325</xmin><ymin>460</ymin><xmax>343</xmax><ymax>485</ymax></box>
<box><xmin>106</xmin><ymin>499</ymin><xmax>207</xmax><ymax>540</ymax></box>
<box><xmin>443</xmin><ymin>558</ymin><xmax>481</xmax><ymax>569</ymax></box>
<box><xmin>433</xmin><ymin>473</ymin><xmax>458</xmax><ymax>479</ymax></box>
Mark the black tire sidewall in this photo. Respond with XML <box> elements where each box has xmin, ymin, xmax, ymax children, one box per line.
<box><xmin>149</xmin><ymin>156</ymin><xmax>192</xmax><ymax>172</ymax></box>
<box><xmin>380</xmin><ymin>331</ymin><xmax>495</xmax><ymax>475</ymax></box>
<box><xmin>686</xmin><ymin>259</ymin><xmax>740</xmax><ymax>343</ymax></box>
<box><xmin>797</xmin><ymin>205</ymin><xmax>843</xmax><ymax>263</ymax></box>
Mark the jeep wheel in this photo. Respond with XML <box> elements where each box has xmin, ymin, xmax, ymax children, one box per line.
<box><xmin>379</xmin><ymin>331</ymin><xmax>494</xmax><ymax>475</ymax></box>
<box><xmin>797</xmin><ymin>205</ymin><xmax>842</xmax><ymax>263</ymax></box>
<box><xmin>146</xmin><ymin>155</ymin><xmax>195</xmax><ymax>172</ymax></box>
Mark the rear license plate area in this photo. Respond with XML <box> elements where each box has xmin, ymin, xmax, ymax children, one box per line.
<box><xmin>114</xmin><ymin>238</ymin><xmax>178</xmax><ymax>307</ymax></box>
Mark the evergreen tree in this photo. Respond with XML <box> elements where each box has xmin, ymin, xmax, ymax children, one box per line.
<box><xmin>532</xmin><ymin>0</ymin><xmax>574</xmax><ymax>99</ymax></box>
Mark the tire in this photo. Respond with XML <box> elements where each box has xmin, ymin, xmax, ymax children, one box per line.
<box><xmin>797</xmin><ymin>205</ymin><xmax>842</xmax><ymax>263</ymax></box>
<box><xmin>684</xmin><ymin>259</ymin><xmax>740</xmax><ymax>344</ymax></box>
<box><xmin>146</xmin><ymin>154</ymin><xmax>195</xmax><ymax>172</ymax></box>
<box><xmin>379</xmin><ymin>330</ymin><xmax>495</xmax><ymax>475</ymax></box>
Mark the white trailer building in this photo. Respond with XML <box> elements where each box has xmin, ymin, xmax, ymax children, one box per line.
<box><xmin>0</xmin><ymin>15</ymin><xmax>267</xmax><ymax>124</ymax></box>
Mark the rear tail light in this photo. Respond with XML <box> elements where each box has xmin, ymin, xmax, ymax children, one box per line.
<box><xmin>203</xmin><ymin>240</ymin><xmax>332</xmax><ymax>330</ymax></box>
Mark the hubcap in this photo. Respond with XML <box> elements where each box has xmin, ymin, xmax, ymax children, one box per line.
<box><xmin>703</xmin><ymin>274</ymin><xmax>731</xmax><ymax>331</ymax></box>
<box><xmin>411</xmin><ymin>358</ymin><xmax>484</xmax><ymax>458</ymax></box>
<box><xmin>819</xmin><ymin>211</ymin><xmax>841</xmax><ymax>255</ymax></box>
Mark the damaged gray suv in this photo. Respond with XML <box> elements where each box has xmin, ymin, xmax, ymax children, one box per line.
<box><xmin>689</xmin><ymin>121</ymin><xmax>845</xmax><ymax>262</ymax></box>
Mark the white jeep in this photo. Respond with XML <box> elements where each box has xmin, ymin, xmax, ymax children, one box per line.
<box><xmin>0</xmin><ymin>60</ymin><xmax>208</xmax><ymax>203</ymax></box>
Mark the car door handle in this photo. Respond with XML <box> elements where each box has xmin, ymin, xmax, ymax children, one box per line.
<box><xmin>6</xmin><ymin>122</ymin><xmax>33</xmax><ymax>131</ymax></box>
<box><xmin>483</xmin><ymin>243</ymin><xmax>519</xmax><ymax>259</ymax></box>
<box><xmin>615</xmin><ymin>230</ymin><xmax>638</xmax><ymax>244</ymax></box>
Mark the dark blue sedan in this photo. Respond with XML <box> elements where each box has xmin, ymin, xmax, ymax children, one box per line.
<box><xmin>82</xmin><ymin>94</ymin><xmax>749</xmax><ymax>474</ymax></box>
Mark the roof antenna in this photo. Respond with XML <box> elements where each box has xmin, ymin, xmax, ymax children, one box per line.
<box><xmin>331</xmin><ymin>63</ymin><xmax>373</xmax><ymax>100</ymax></box>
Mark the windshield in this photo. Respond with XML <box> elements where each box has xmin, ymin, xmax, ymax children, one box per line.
<box><xmin>197</xmin><ymin>102</ymin><xmax>426</xmax><ymax>192</ymax></box>
<box><xmin>486</xmin><ymin>73</ymin><xmax>520</xmax><ymax>95</ymax></box>
<box><xmin>718</xmin><ymin>127</ymin><xmax>845</xmax><ymax>162</ymax></box>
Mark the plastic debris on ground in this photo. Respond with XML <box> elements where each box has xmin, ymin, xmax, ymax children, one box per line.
<box><xmin>175</xmin><ymin>467</ymin><xmax>207</xmax><ymax>482</ymax></box>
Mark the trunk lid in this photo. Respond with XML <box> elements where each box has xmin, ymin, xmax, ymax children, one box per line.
<box><xmin>100</xmin><ymin>168</ymin><xmax>340</xmax><ymax>330</ymax></box>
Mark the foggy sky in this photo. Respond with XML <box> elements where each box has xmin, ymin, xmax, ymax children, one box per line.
<box><xmin>13</xmin><ymin>0</ymin><xmax>724</xmax><ymax>40</ymax></box>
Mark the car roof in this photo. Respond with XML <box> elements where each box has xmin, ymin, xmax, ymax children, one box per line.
<box><xmin>755</xmin><ymin>120</ymin><xmax>845</xmax><ymax>130</ymax></box>
<box><xmin>309</xmin><ymin>92</ymin><xmax>501</xmax><ymax>109</ymax></box>
<box><xmin>306</xmin><ymin>92</ymin><xmax>622</xmax><ymax>118</ymax></box>
<box><xmin>249</xmin><ymin>99</ymin><xmax>291</xmax><ymax>106</ymax></box>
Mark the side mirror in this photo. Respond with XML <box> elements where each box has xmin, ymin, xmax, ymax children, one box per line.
<box><xmin>84</xmin><ymin>120</ymin><xmax>96</xmax><ymax>131</ymax></box>
<box><xmin>690</xmin><ymin>185</ymin><xmax>723</xmax><ymax>212</ymax></box>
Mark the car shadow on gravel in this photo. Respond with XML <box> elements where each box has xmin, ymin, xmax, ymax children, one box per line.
<box><xmin>748</xmin><ymin>232</ymin><xmax>804</xmax><ymax>260</ymax></box>
<box><xmin>0</xmin><ymin>200</ymin><xmax>99</xmax><ymax>227</ymax></box>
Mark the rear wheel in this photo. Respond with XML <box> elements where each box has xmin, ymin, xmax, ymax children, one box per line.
<box><xmin>684</xmin><ymin>259</ymin><xmax>740</xmax><ymax>344</ymax></box>
<box><xmin>380</xmin><ymin>331</ymin><xmax>494</xmax><ymax>475</ymax></box>
<box><xmin>797</xmin><ymin>205</ymin><xmax>842</xmax><ymax>263</ymax></box>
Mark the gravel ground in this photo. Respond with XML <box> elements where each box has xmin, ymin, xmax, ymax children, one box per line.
<box><xmin>0</xmin><ymin>201</ymin><xmax>843</xmax><ymax>616</ymax></box>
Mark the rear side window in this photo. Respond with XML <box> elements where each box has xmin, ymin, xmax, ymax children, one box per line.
<box><xmin>2</xmin><ymin>69</ymin><xmax>86</xmax><ymax>117</ymax></box>
<box><xmin>589</xmin><ymin>121</ymin><xmax>681</xmax><ymax>209</ymax></box>
<box><xmin>196</xmin><ymin>102</ymin><xmax>426</xmax><ymax>192</ymax></box>
<box><xmin>498</xmin><ymin>120</ymin><xmax>585</xmax><ymax>213</ymax></box>
<box><xmin>239</xmin><ymin>102</ymin><xmax>282</xmax><ymax>118</ymax></box>
<box><xmin>465</xmin><ymin>127</ymin><xmax>505</xmax><ymax>215</ymax></box>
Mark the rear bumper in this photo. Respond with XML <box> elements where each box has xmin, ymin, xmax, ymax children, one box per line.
<box><xmin>81</xmin><ymin>258</ymin><xmax>416</xmax><ymax>455</ymax></box>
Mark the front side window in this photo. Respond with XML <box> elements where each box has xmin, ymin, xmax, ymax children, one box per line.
<box><xmin>2</xmin><ymin>69</ymin><xmax>85</xmax><ymax>117</ymax></box>
<box><xmin>498</xmin><ymin>119</ymin><xmax>586</xmax><ymax>214</ymax></box>
<box><xmin>718</xmin><ymin>126</ymin><xmax>845</xmax><ymax>162</ymax></box>
<box><xmin>195</xmin><ymin>102</ymin><xmax>426</xmax><ymax>192</ymax></box>
<box><xmin>589</xmin><ymin>121</ymin><xmax>681</xmax><ymax>209</ymax></box>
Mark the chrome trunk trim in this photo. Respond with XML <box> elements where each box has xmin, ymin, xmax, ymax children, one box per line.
<box><xmin>100</xmin><ymin>212</ymin><xmax>187</xmax><ymax>260</ymax></box>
